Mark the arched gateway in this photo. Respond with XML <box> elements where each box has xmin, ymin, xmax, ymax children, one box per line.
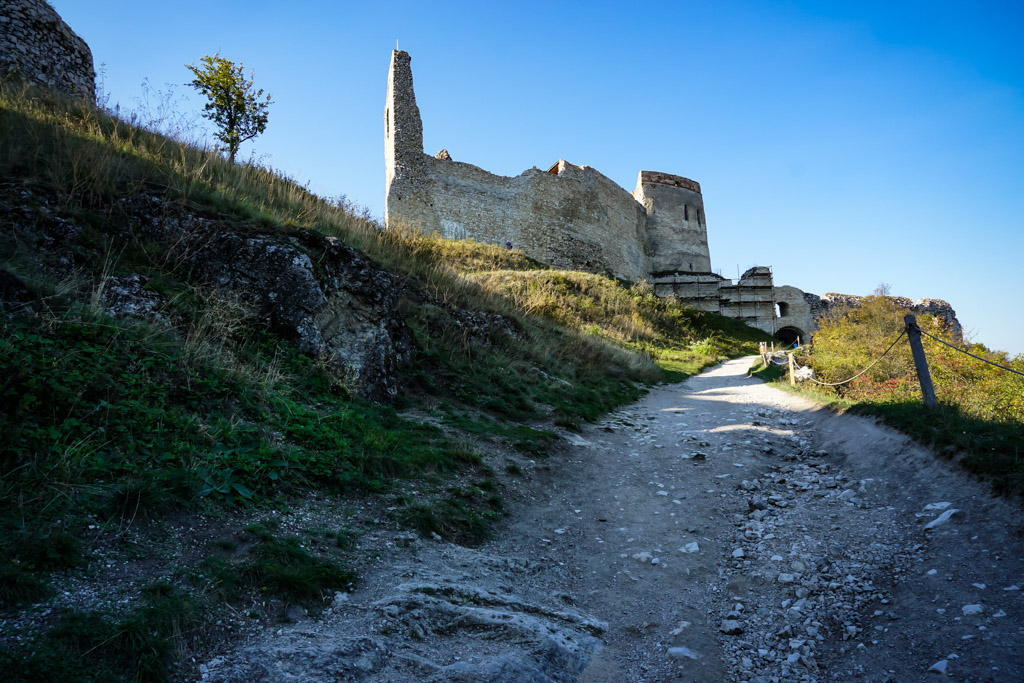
<box><xmin>776</xmin><ymin>326</ymin><xmax>807</xmax><ymax>347</ymax></box>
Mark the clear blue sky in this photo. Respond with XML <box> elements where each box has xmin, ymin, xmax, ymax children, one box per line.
<box><xmin>53</xmin><ymin>1</ymin><xmax>1024</xmax><ymax>355</ymax></box>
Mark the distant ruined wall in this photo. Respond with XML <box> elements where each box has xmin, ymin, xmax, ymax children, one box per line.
<box><xmin>653</xmin><ymin>267</ymin><xmax>779</xmax><ymax>337</ymax></box>
<box><xmin>816</xmin><ymin>293</ymin><xmax>963</xmax><ymax>340</ymax></box>
<box><xmin>773</xmin><ymin>285</ymin><xmax>817</xmax><ymax>341</ymax></box>
<box><xmin>383</xmin><ymin>50</ymin><xmax>708</xmax><ymax>282</ymax></box>
<box><xmin>0</xmin><ymin>0</ymin><xmax>95</xmax><ymax>100</ymax></box>
<box><xmin>719</xmin><ymin>267</ymin><xmax>776</xmax><ymax>335</ymax></box>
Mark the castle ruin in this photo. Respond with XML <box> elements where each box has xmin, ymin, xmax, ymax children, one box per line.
<box><xmin>0</xmin><ymin>0</ymin><xmax>95</xmax><ymax>101</ymax></box>
<box><xmin>384</xmin><ymin>50</ymin><xmax>959</xmax><ymax>344</ymax></box>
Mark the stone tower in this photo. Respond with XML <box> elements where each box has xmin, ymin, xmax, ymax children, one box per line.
<box><xmin>632</xmin><ymin>172</ymin><xmax>712</xmax><ymax>275</ymax></box>
<box><xmin>384</xmin><ymin>50</ymin><xmax>428</xmax><ymax>226</ymax></box>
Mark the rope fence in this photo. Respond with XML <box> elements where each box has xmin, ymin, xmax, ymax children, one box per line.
<box><xmin>916</xmin><ymin>326</ymin><xmax>1024</xmax><ymax>378</ymax></box>
<box><xmin>802</xmin><ymin>329</ymin><xmax>907</xmax><ymax>387</ymax></box>
<box><xmin>763</xmin><ymin>313</ymin><xmax>1021</xmax><ymax>409</ymax></box>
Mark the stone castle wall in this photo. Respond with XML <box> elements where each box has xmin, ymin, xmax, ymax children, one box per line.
<box><xmin>0</xmin><ymin>0</ymin><xmax>95</xmax><ymax>100</ymax></box>
<box><xmin>384</xmin><ymin>50</ymin><xmax>709</xmax><ymax>282</ymax></box>
<box><xmin>406</xmin><ymin>156</ymin><xmax>652</xmax><ymax>280</ymax></box>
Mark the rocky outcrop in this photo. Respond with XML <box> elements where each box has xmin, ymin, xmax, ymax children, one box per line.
<box><xmin>187</xmin><ymin>227</ymin><xmax>413</xmax><ymax>402</ymax></box>
<box><xmin>98</xmin><ymin>274</ymin><xmax>167</xmax><ymax>322</ymax></box>
<box><xmin>0</xmin><ymin>0</ymin><xmax>95</xmax><ymax>100</ymax></box>
<box><xmin>199</xmin><ymin>542</ymin><xmax>605</xmax><ymax>683</ymax></box>
<box><xmin>123</xmin><ymin>196</ymin><xmax>413</xmax><ymax>403</ymax></box>
<box><xmin>913</xmin><ymin>298</ymin><xmax>963</xmax><ymax>340</ymax></box>
<box><xmin>819</xmin><ymin>292</ymin><xmax>963</xmax><ymax>340</ymax></box>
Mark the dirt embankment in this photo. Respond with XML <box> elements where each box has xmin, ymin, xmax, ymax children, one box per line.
<box><xmin>200</xmin><ymin>357</ymin><xmax>1024</xmax><ymax>682</ymax></box>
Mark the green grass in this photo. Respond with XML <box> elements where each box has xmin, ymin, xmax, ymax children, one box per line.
<box><xmin>438</xmin><ymin>409</ymin><xmax>560</xmax><ymax>456</ymax></box>
<box><xmin>397</xmin><ymin>485</ymin><xmax>505</xmax><ymax>545</ymax></box>
<box><xmin>467</xmin><ymin>270</ymin><xmax>770</xmax><ymax>382</ymax></box>
<box><xmin>0</xmin><ymin>527</ymin><xmax>82</xmax><ymax>607</ymax></box>
<box><xmin>0</xmin><ymin>311</ymin><xmax>480</xmax><ymax>514</ymax></box>
<box><xmin>201</xmin><ymin>521</ymin><xmax>355</xmax><ymax>604</ymax></box>
<box><xmin>0</xmin><ymin>582</ymin><xmax>203</xmax><ymax>682</ymax></box>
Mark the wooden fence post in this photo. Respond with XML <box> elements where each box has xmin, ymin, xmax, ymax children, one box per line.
<box><xmin>904</xmin><ymin>314</ymin><xmax>938</xmax><ymax>408</ymax></box>
<box><xmin>788</xmin><ymin>353</ymin><xmax>795</xmax><ymax>386</ymax></box>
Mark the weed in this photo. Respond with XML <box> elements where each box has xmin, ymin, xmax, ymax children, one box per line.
<box><xmin>0</xmin><ymin>563</ymin><xmax>50</xmax><ymax>608</ymax></box>
<box><xmin>202</xmin><ymin>524</ymin><xmax>355</xmax><ymax>606</ymax></box>
<box><xmin>0</xmin><ymin>582</ymin><xmax>202</xmax><ymax>682</ymax></box>
<box><xmin>0</xmin><ymin>526</ymin><xmax>83</xmax><ymax>607</ymax></box>
<box><xmin>398</xmin><ymin>487</ymin><xmax>504</xmax><ymax>545</ymax></box>
<box><xmin>332</xmin><ymin>526</ymin><xmax>357</xmax><ymax>550</ymax></box>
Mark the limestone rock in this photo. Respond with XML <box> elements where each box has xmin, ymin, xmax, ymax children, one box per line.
<box><xmin>99</xmin><ymin>274</ymin><xmax>166</xmax><ymax>321</ymax></box>
<box><xmin>118</xmin><ymin>195</ymin><xmax>413</xmax><ymax>402</ymax></box>
<box><xmin>668</xmin><ymin>646</ymin><xmax>700</xmax><ymax>660</ymax></box>
<box><xmin>794</xmin><ymin>366</ymin><xmax>815</xmax><ymax>382</ymax></box>
<box><xmin>720</xmin><ymin>619</ymin><xmax>744</xmax><ymax>635</ymax></box>
<box><xmin>185</xmin><ymin>226</ymin><xmax>413</xmax><ymax>402</ymax></box>
<box><xmin>924</xmin><ymin>509</ymin><xmax>960</xmax><ymax>530</ymax></box>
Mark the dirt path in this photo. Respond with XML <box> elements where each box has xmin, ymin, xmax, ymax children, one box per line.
<box><xmin>201</xmin><ymin>357</ymin><xmax>1024</xmax><ymax>682</ymax></box>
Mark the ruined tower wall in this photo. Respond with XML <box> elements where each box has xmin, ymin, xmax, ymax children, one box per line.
<box><xmin>720</xmin><ymin>267</ymin><xmax>777</xmax><ymax>335</ymax></box>
<box><xmin>384</xmin><ymin>50</ymin><xmax>429</xmax><ymax>221</ymax></box>
<box><xmin>633</xmin><ymin>172</ymin><xmax>712</xmax><ymax>275</ymax></box>
<box><xmin>0</xmin><ymin>0</ymin><xmax>94</xmax><ymax>100</ymax></box>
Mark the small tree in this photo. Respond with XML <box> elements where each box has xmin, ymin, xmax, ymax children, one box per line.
<box><xmin>185</xmin><ymin>54</ymin><xmax>272</xmax><ymax>163</ymax></box>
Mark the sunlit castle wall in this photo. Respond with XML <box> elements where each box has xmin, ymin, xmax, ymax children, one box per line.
<box><xmin>632</xmin><ymin>171</ymin><xmax>712</xmax><ymax>276</ymax></box>
<box><xmin>384</xmin><ymin>50</ymin><xmax>652</xmax><ymax>281</ymax></box>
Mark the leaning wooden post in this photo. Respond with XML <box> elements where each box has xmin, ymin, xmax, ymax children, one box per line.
<box><xmin>788</xmin><ymin>353</ymin><xmax>796</xmax><ymax>386</ymax></box>
<box><xmin>904</xmin><ymin>314</ymin><xmax>938</xmax><ymax>408</ymax></box>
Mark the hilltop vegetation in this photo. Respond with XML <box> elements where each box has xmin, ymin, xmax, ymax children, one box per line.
<box><xmin>0</xmin><ymin>80</ymin><xmax>770</xmax><ymax>680</ymax></box>
<box><xmin>754</xmin><ymin>296</ymin><xmax>1024</xmax><ymax>496</ymax></box>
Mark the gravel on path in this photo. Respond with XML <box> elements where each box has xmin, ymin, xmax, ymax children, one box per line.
<box><xmin>200</xmin><ymin>357</ymin><xmax>1024</xmax><ymax>682</ymax></box>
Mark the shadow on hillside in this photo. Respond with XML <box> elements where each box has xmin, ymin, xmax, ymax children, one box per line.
<box><xmin>851</xmin><ymin>401</ymin><xmax>1024</xmax><ymax>498</ymax></box>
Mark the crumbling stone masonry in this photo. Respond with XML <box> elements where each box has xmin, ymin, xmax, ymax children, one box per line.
<box><xmin>384</xmin><ymin>50</ymin><xmax>709</xmax><ymax>283</ymax></box>
<box><xmin>0</xmin><ymin>0</ymin><xmax>95</xmax><ymax>100</ymax></box>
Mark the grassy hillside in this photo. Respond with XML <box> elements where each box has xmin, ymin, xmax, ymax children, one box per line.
<box><xmin>0</xmin><ymin>80</ymin><xmax>770</xmax><ymax>680</ymax></box>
